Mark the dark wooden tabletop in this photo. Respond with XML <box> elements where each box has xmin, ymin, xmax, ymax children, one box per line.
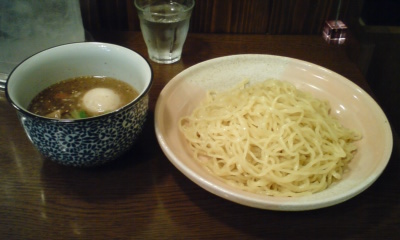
<box><xmin>1</xmin><ymin>32</ymin><xmax>399</xmax><ymax>239</ymax></box>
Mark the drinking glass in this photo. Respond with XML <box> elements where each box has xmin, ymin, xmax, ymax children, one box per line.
<box><xmin>134</xmin><ymin>0</ymin><xmax>195</xmax><ymax>64</ymax></box>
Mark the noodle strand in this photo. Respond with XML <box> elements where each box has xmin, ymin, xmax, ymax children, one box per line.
<box><xmin>179</xmin><ymin>80</ymin><xmax>361</xmax><ymax>197</ymax></box>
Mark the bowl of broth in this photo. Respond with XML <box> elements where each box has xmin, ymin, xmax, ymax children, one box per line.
<box><xmin>5</xmin><ymin>42</ymin><xmax>153</xmax><ymax>167</ymax></box>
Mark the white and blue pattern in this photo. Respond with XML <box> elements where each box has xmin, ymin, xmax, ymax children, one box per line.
<box><xmin>18</xmin><ymin>95</ymin><xmax>149</xmax><ymax>167</ymax></box>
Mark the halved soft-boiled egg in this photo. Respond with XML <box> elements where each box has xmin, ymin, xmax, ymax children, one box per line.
<box><xmin>82</xmin><ymin>88</ymin><xmax>121</xmax><ymax>114</ymax></box>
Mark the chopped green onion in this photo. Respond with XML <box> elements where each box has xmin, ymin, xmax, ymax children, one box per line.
<box><xmin>70</xmin><ymin>110</ymin><xmax>88</xmax><ymax>119</ymax></box>
<box><xmin>79</xmin><ymin>110</ymin><xmax>87</xmax><ymax>118</ymax></box>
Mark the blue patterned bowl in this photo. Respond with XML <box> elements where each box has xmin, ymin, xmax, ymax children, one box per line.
<box><xmin>5</xmin><ymin>42</ymin><xmax>153</xmax><ymax>167</ymax></box>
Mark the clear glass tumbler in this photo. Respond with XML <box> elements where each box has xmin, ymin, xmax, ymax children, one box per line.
<box><xmin>134</xmin><ymin>0</ymin><xmax>195</xmax><ymax>64</ymax></box>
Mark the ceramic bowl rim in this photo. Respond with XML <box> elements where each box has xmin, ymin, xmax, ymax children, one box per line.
<box><xmin>5</xmin><ymin>42</ymin><xmax>153</xmax><ymax>123</ymax></box>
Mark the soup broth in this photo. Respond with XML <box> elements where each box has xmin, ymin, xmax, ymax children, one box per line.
<box><xmin>28</xmin><ymin>76</ymin><xmax>139</xmax><ymax>119</ymax></box>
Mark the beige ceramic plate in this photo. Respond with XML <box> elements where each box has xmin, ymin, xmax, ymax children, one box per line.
<box><xmin>154</xmin><ymin>54</ymin><xmax>393</xmax><ymax>211</ymax></box>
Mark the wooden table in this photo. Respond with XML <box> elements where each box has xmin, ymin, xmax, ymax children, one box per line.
<box><xmin>1</xmin><ymin>32</ymin><xmax>399</xmax><ymax>239</ymax></box>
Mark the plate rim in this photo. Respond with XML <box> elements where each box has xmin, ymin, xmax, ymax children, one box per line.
<box><xmin>154</xmin><ymin>54</ymin><xmax>393</xmax><ymax>211</ymax></box>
